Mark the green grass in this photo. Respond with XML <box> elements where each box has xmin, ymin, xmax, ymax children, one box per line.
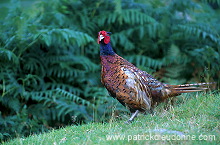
<box><xmin>2</xmin><ymin>92</ymin><xmax>220</xmax><ymax>145</ymax></box>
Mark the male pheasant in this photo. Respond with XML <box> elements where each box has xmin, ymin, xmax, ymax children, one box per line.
<box><xmin>98</xmin><ymin>30</ymin><xmax>212</xmax><ymax>123</ymax></box>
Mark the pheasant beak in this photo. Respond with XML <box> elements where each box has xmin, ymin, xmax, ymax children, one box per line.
<box><xmin>99</xmin><ymin>34</ymin><xmax>104</xmax><ymax>41</ymax></box>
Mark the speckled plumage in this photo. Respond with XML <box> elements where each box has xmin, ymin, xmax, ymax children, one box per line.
<box><xmin>98</xmin><ymin>30</ymin><xmax>212</xmax><ymax>122</ymax></box>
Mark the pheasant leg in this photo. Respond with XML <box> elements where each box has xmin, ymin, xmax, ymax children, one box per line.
<box><xmin>125</xmin><ymin>110</ymin><xmax>139</xmax><ymax>123</ymax></box>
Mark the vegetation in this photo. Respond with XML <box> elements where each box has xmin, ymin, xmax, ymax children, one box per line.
<box><xmin>2</xmin><ymin>93</ymin><xmax>220</xmax><ymax>145</ymax></box>
<box><xmin>0</xmin><ymin>0</ymin><xmax>219</xmax><ymax>142</ymax></box>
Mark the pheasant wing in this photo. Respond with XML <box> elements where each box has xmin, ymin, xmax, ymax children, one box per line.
<box><xmin>102</xmin><ymin>65</ymin><xmax>153</xmax><ymax>112</ymax></box>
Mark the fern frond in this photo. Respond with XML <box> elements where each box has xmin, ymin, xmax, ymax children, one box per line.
<box><xmin>173</xmin><ymin>24</ymin><xmax>220</xmax><ymax>44</ymax></box>
<box><xmin>0</xmin><ymin>48</ymin><xmax>19</xmax><ymax>64</ymax></box>
<box><xmin>38</xmin><ymin>29</ymin><xmax>94</xmax><ymax>47</ymax></box>
<box><xmin>45</xmin><ymin>83</ymin><xmax>82</xmax><ymax>96</ymax></box>
<box><xmin>97</xmin><ymin>9</ymin><xmax>156</xmax><ymax>26</ymax></box>
<box><xmin>126</xmin><ymin>55</ymin><xmax>163</xmax><ymax>69</ymax></box>
<box><xmin>46</xmin><ymin>55</ymin><xmax>99</xmax><ymax>72</ymax></box>
<box><xmin>201</xmin><ymin>0</ymin><xmax>220</xmax><ymax>5</ymax></box>
<box><xmin>163</xmin><ymin>44</ymin><xmax>191</xmax><ymax>65</ymax></box>
<box><xmin>23</xmin><ymin>89</ymin><xmax>93</xmax><ymax>107</ymax></box>
<box><xmin>0</xmin><ymin>96</ymin><xmax>21</xmax><ymax>113</ymax></box>
<box><xmin>22</xmin><ymin>55</ymin><xmax>46</xmax><ymax>75</ymax></box>
<box><xmin>46</xmin><ymin>66</ymin><xmax>85</xmax><ymax>78</ymax></box>
<box><xmin>121</xmin><ymin>9</ymin><xmax>156</xmax><ymax>25</ymax></box>
<box><xmin>55</xmin><ymin>88</ymin><xmax>93</xmax><ymax>106</ymax></box>
<box><xmin>165</xmin><ymin>65</ymin><xmax>186</xmax><ymax>78</ymax></box>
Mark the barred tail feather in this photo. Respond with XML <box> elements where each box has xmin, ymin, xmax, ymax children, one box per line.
<box><xmin>170</xmin><ymin>82</ymin><xmax>215</xmax><ymax>94</ymax></box>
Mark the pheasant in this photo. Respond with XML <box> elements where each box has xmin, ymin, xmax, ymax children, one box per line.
<box><xmin>98</xmin><ymin>30</ymin><xmax>213</xmax><ymax>123</ymax></box>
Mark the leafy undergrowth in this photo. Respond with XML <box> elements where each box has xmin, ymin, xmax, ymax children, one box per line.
<box><xmin>3</xmin><ymin>92</ymin><xmax>220</xmax><ymax>145</ymax></box>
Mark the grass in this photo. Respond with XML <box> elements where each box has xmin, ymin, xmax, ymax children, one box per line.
<box><xmin>2</xmin><ymin>92</ymin><xmax>220</xmax><ymax>145</ymax></box>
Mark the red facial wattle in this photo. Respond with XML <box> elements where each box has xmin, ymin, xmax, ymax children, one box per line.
<box><xmin>97</xmin><ymin>30</ymin><xmax>110</xmax><ymax>44</ymax></box>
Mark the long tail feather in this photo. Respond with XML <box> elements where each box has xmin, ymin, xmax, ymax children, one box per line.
<box><xmin>170</xmin><ymin>82</ymin><xmax>215</xmax><ymax>94</ymax></box>
<box><xmin>171</xmin><ymin>82</ymin><xmax>215</xmax><ymax>88</ymax></box>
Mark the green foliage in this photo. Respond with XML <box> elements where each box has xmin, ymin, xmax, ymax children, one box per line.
<box><xmin>0</xmin><ymin>0</ymin><xmax>219</xmax><ymax>142</ymax></box>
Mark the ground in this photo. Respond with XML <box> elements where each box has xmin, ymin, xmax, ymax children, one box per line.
<box><xmin>3</xmin><ymin>92</ymin><xmax>220</xmax><ymax>145</ymax></box>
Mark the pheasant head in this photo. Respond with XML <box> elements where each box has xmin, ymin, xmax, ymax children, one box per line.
<box><xmin>97</xmin><ymin>30</ymin><xmax>111</xmax><ymax>44</ymax></box>
<box><xmin>98</xmin><ymin>30</ymin><xmax>114</xmax><ymax>55</ymax></box>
